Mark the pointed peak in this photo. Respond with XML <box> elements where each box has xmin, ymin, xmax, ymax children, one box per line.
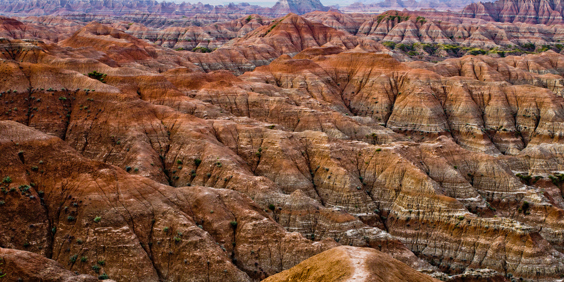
<box><xmin>271</xmin><ymin>0</ymin><xmax>329</xmax><ymax>15</ymax></box>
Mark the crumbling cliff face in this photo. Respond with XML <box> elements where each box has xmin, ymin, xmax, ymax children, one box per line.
<box><xmin>1</xmin><ymin>10</ymin><xmax>564</xmax><ymax>282</ymax></box>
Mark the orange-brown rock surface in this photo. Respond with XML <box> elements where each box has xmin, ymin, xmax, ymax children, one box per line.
<box><xmin>263</xmin><ymin>246</ymin><xmax>439</xmax><ymax>282</ymax></box>
<box><xmin>1</xmin><ymin>9</ymin><xmax>564</xmax><ymax>282</ymax></box>
<box><xmin>0</xmin><ymin>247</ymin><xmax>100</xmax><ymax>281</ymax></box>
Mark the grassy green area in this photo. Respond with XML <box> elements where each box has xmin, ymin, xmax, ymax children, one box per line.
<box><xmin>380</xmin><ymin>41</ymin><xmax>562</xmax><ymax>60</ymax></box>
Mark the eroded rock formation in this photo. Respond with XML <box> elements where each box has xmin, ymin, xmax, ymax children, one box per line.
<box><xmin>263</xmin><ymin>246</ymin><xmax>440</xmax><ymax>282</ymax></box>
<box><xmin>0</xmin><ymin>9</ymin><xmax>564</xmax><ymax>282</ymax></box>
<box><xmin>462</xmin><ymin>0</ymin><xmax>564</xmax><ymax>24</ymax></box>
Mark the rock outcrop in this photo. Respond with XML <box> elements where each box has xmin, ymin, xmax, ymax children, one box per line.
<box><xmin>0</xmin><ymin>248</ymin><xmax>100</xmax><ymax>282</ymax></box>
<box><xmin>341</xmin><ymin>0</ymin><xmax>478</xmax><ymax>14</ymax></box>
<box><xmin>178</xmin><ymin>13</ymin><xmax>384</xmax><ymax>74</ymax></box>
<box><xmin>263</xmin><ymin>246</ymin><xmax>439</xmax><ymax>282</ymax></box>
<box><xmin>0</xmin><ymin>0</ymin><xmax>326</xmax><ymax>17</ymax></box>
<box><xmin>462</xmin><ymin>0</ymin><xmax>564</xmax><ymax>24</ymax></box>
<box><xmin>271</xmin><ymin>0</ymin><xmax>329</xmax><ymax>16</ymax></box>
<box><xmin>0</xmin><ymin>0</ymin><xmax>270</xmax><ymax>17</ymax></box>
<box><xmin>2</xmin><ymin>10</ymin><xmax>564</xmax><ymax>282</ymax></box>
<box><xmin>0</xmin><ymin>120</ymin><xmax>336</xmax><ymax>281</ymax></box>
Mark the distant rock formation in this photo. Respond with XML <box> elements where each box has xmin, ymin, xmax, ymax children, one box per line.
<box><xmin>271</xmin><ymin>0</ymin><xmax>329</xmax><ymax>15</ymax></box>
<box><xmin>340</xmin><ymin>0</ymin><xmax>478</xmax><ymax>13</ymax></box>
<box><xmin>461</xmin><ymin>0</ymin><xmax>564</xmax><ymax>24</ymax></box>
<box><xmin>0</xmin><ymin>0</ymin><xmax>271</xmax><ymax>16</ymax></box>
<box><xmin>0</xmin><ymin>0</ymin><xmax>327</xmax><ymax>17</ymax></box>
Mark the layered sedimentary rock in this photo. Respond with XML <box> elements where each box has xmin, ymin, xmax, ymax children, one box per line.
<box><xmin>263</xmin><ymin>246</ymin><xmax>439</xmax><ymax>282</ymax></box>
<box><xmin>0</xmin><ymin>248</ymin><xmax>99</xmax><ymax>281</ymax></box>
<box><xmin>0</xmin><ymin>120</ymin><xmax>338</xmax><ymax>281</ymax></box>
<box><xmin>126</xmin><ymin>14</ymin><xmax>272</xmax><ymax>51</ymax></box>
<box><xmin>305</xmin><ymin>10</ymin><xmax>564</xmax><ymax>48</ymax></box>
<box><xmin>104</xmin><ymin>11</ymin><xmax>564</xmax><ymax>69</ymax></box>
<box><xmin>2</xmin><ymin>9</ymin><xmax>564</xmax><ymax>282</ymax></box>
<box><xmin>271</xmin><ymin>0</ymin><xmax>329</xmax><ymax>15</ymax></box>
<box><xmin>462</xmin><ymin>0</ymin><xmax>564</xmax><ymax>24</ymax></box>
<box><xmin>340</xmin><ymin>0</ymin><xmax>478</xmax><ymax>14</ymax></box>
<box><xmin>0</xmin><ymin>0</ymin><xmax>327</xmax><ymax>17</ymax></box>
<box><xmin>0</xmin><ymin>0</ymin><xmax>270</xmax><ymax>17</ymax></box>
<box><xmin>8</xmin><ymin>10</ymin><xmax>564</xmax><ymax>72</ymax></box>
<box><xmin>178</xmin><ymin>13</ymin><xmax>386</xmax><ymax>74</ymax></box>
<box><xmin>0</xmin><ymin>25</ymin><xmax>428</xmax><ymax>281</ymax></box>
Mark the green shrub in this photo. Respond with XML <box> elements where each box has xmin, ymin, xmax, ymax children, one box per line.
<box><xmin>94</xmin><ymin>216</ymin><xmax>102</xmax><ymax>223</ymax></box>
<box><xmin>516</xmin><ymin>173</ymin><xmax>532</xmax><ymax>185</ymax></box>
<box><xmin>415</xmin><ymin>16</ymin><xmax>426</xmax><ymax>24</ymax></box>
<box><xmin>520</xmin><ymin>201</ymin><xmax>531</xmax><ymax>215</ymax></box>
<box><xmin>92</xmin><ymin>265</ymin><xmax>101</xmax><ymax>273</ymax></box>
<box><xmin>192</xmin><ymin>47</ymin><xmax>212</xmax><ymax>53</ymax></box>
<box><xmin>87</xmin><ymin>71</ymin><xmax>107</xmax><ymax>83</ymax></box>
<box><xmin>549</xmin><ymin>174</ymin><xmax>564</xmax><ymax>187</ymax></box>
<box><xmin>520</xmin><ymin>42</ymin><xmax>535</xmax><ymax>52</ymax></box>
<box><xmin>382</xmin><ymin>41</ymin><xmax>396</xmax><ymax>49</ymax></box>
<box><xmin>230</xmin><ymin>221</ymin><xmax>238</xmax><ymax>228</ymax></box>
<box><xmin>396</xmin><ymin>43</ymin><xmax>414</xmax><ymax>52</ymax></box>
<box><xmin>468</xmin><ymin>48</ymin><xmax>487</xmax><ymax>55</ymax></box>
<box><xmin>70</xmin><ymin>255</ymin><xmax>78</xmax><ymax>263</ymax></box>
